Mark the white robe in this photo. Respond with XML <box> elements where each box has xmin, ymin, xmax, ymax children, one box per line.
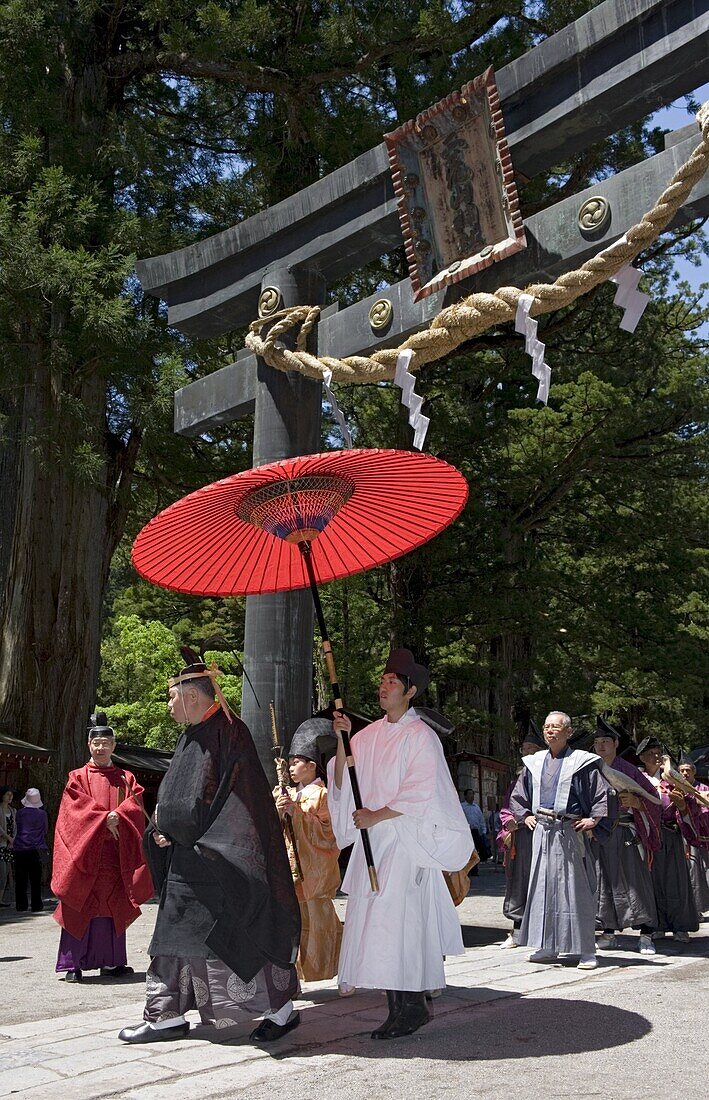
<box><xmin>327</xmin><ymin>709</ymin><xmax>472</xmax><ymax>991</ymax></box>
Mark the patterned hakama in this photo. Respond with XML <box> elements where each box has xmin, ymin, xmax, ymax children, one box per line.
<box><xmin>144</xmin><ymin>956</ymin><xmax>298</xmax><ymax>1026</ymax></box>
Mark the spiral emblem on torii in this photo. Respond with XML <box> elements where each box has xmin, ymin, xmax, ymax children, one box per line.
<box><xmin>258</xmin><ymin>285</ymin><xmax>283</xmax><ymax>318</ymax></box>
<box><xmin>577</xmin><ymin>196</ymin><xmax>611</xmax><ymax>235</ymax></box>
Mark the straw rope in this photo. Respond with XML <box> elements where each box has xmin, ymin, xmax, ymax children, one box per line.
<box><xmin>245</xmin><ymin>102</ymin><xmax>709</xmax><ymax>385</ymax></box>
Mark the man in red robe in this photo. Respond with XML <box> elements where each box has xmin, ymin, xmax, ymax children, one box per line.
<box><xmin>52</xmin><ymin>712</ymin><xmax>153</xmax><ymax>982</ymax></box>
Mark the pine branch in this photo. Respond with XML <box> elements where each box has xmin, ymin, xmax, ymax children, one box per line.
<box><xmin>107</xmin><ymin>51</ymin><xmax>292</xmax><ymax>94</ymax></box>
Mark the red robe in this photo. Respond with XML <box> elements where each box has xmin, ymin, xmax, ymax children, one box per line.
<box><xmin>51</xmin><ymin>763</ymin><xmax>154</xmax><ymax>939</ymax></box>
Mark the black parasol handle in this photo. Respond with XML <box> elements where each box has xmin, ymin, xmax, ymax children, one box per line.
<box><xmin>299</xmin><ymin>541</ymin><xmax>379</xmax><ymax>892</ymax></box>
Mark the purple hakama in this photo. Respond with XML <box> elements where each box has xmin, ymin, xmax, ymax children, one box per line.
<box><xmin>56</xmin><ymin>916</ymin><xmax>127</xmax><ymax>972</ymax></box>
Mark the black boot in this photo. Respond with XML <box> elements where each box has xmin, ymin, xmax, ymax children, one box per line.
<box><xmin>370</xmin><ymin>990</ymin><xmax>404</xmax><ymax>1039</ymax></box>
<box><xmin>385</xmin><ymin>991</ymin><xmax>431</xmax><ymax>1039</ymax></box>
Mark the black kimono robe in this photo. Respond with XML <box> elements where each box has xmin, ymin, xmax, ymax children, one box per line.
<box><xmin>145</xmin><ymin>708</ymin><xmax>300</xmax><ymax>982</ymax></box>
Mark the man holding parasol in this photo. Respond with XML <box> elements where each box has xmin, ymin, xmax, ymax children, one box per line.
<box><xmin>329</xmin><ymin>648</ymin><xmax>473</xmax><ymax>1040</ymax></box>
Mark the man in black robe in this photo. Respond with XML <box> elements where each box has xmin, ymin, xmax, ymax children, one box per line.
<box><xmin>119</xmin><ymin>649</ymin><xmax>301</xmax><ymax>1044</ymax></box>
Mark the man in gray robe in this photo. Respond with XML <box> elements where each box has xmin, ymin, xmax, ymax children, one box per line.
<box><xmin>509</xmin><ymin>711</ymin><xmax>613</xmax><ymax>970</ymax></box>
<box><xmin>592</xmin><ymin>719</ymin><xmax>660</xmax><ymax>955</ymax></box>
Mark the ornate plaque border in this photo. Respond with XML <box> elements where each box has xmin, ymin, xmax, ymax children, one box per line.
<box><xmin>384</xmin><ymin>67</ymin><xmax>526</xmax><ymax>301</ymax></box>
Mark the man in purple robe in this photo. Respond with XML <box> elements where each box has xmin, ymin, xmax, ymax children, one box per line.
<box><xmin>497</xmin><ymin>720</ymin><xmax>546</xmax><ymax>949</ymax></box>
<box><xmin>592</xmin><ymin>718</ymin><xmax>661</xmax><ymax>955</ymax></box>
<box><xmin>637</xmin><ymin>737</ymin><xmax>699</xmax><ymax>944</ymax></box>
<box><xmin>509</xmin><ymin>711</ymin><xmax>613</xmax><ymax>970</ymax></box>
<box><xmin>678</xmin><ymin>754</ymin><xmax>709</xmax><ymax>918</ymax></box>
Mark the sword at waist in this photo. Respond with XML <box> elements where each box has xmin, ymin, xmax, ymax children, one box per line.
<box><xmin>535</xmin><ymin>808</ymin><xmax>582</xmax><ymax>823</ymax></box>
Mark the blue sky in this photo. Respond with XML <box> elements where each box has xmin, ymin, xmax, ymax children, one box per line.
<box><xmin>651</xmin><ymin>82</ymin><xmax>708</xmax><ymax>311</ymax></box>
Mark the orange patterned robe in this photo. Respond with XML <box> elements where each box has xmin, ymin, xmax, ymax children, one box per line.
<box><xmin>275</xmin><ymin>780</ymin><xmax>342</xmax><ymax>981</ymax></box>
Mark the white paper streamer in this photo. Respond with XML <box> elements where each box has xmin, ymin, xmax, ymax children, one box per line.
<box><xmin>394</xmin><ymin>350</ymin><xmax>430</xmax><ymax>450</ymax></box>
<box><xmin>322</xmin><ymin>367</ymin><xmax>353</xmax><ymax>448</ymax></box>
<box><xmin>515</xmin><ymin>293</ymin><xmax>552</xmax><ymax>404</ymax></box>
<box><xmin>610</xmin><ymin>264</ymin><xmax>650</xmax><ymax>333</ymax></box>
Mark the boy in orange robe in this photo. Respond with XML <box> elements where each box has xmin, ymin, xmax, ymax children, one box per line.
<box><xmin>275</xmin><ymin>718</ymin><xmax>342</xmax><ymax>983</ymax></box>
<box><xmin>52</xmin><ymin>713</ymin><xmax>153</xmax><ymax>982</ymax></box>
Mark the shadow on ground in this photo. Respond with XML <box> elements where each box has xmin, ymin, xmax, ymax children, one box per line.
<box><xmin>460</xmin><ymin>923</ymin><xmax>508</xmax><ymax>947</ymax></box>
<box><xmin>263</xmin><ymin>995</ymin><xmax>653</xmax><ymax>1063</ymax></box>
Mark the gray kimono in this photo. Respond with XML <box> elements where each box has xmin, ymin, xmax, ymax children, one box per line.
<box><xmin>510</xmin><ymin>748</ymin><xmax>612</xmax><ymax>956</ymax></box>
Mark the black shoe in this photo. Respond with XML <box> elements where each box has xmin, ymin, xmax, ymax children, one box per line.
<box><xmin>249</xmin><ymin>1012</ymin><xmax>300</xmax><ymax>1043</ymax></box>
<box><xmin>118</xmin><ymin>1021</ymin><xmax>190</xmax><ymax>1044</ymax></box>
<box><xmin>64</xmin><ymin>969</ymin><xmax>83</xmax><ymax>983</ymax></box>
<box><xmin>371</xmin><ymin>991</ymin><xmax>404</xmax><ymax>1040</ymax></box>
<box><xmin>100</xmin><ymin>965</ymin><xmax>134</xmax><ymax>978</ymax></box>
<box><xmin>382</xmin><ymin>992</ymin><xmax>431</xmax><ymax>1040</ymax></box>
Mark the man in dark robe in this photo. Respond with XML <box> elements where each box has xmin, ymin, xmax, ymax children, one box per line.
<box><xmin>52</xmin><ymin>713</ymin><xmax>153</xmax><ymax>981</ymax></box>
<box><xmin>637</xmin><ymin>737</ymin><xmax>699</xmax><ymax>944</ymax></box>
<box><xmin>509</xmin><ymin>711</ymin><xmax>613</xmax><ymax>969</ymax></box>
<box><xmin>497</xmin><ymin>720</ymin><xmax>546</xmax><ymax>949</ymax></box>
<box><xmin>119</xmin><ymin>649</ymin><xmax>301</xmax><ymax>1044</ymax></box>
<box><xmin>592</xmin><ymin>718</ymin><xmax>661</xmax><ymax>955</ymax></box>
<box><xmin>678</xmin><ymin>755</ymin><xmax>709</xmax><ymax>916</ymax></box>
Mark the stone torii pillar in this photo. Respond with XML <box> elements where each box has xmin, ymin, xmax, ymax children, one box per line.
<box><xmin>242</xmin><ymin>267</ymin><xmax>325</xmax><ymax>773</ymax></box>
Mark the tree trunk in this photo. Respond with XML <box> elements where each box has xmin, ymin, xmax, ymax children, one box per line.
<box><xmin>0</xmin><ymin>362</ymin><xmax>117</xmax><ymax>801</ymax></box>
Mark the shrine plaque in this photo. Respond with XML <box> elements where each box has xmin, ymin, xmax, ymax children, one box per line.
<box><xmin>384</xmin><ymin>67</ymin><xmax>526</xmax><ymax>301</ymax></box>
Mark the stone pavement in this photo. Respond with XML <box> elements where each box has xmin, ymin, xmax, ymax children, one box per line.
<box><xmin>1</xmin><ymin>866</ymin><xmax>707</xmax><ymax>1099</ymax></box>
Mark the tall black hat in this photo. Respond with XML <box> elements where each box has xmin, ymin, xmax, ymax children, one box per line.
<box><xmin>635</xmin><ymin>735</ymin><xmax>663</xmax><ymax>756</ymax></box>
<box><xmin>88</xmin><ymin>711</ymin><xmax>114</xmax><ymax>738</ymax></box>
<box><xmin>521</xmin><ymin>718</ymin><xmax>546</xmax><ymax>750</ymax></box>
<box><xmin>413</xmin><ymin>706</ymin><xmax>456</xmax><ymax>738</ymax></box>
<box><xmin>288</xmin><ymin>718</ymin><xmax>337</xmax><ymax>764</ymax></box>
<box><xmin>679</xmin><ymin>750</ymin><xmax>694</xmax><ymax>767</ymax></box>
<box><xmin>594</xmin><ymin>715</ymin><xmax>620</xmax><ymax>741</ymax></box>
<box><xmin>384</xmin><ymin>648</ymin><xmax>429</xmax><ymax>697</ymax></box>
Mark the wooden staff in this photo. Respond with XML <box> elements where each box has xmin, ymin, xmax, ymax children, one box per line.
<box><xmin>299</xmin><ymin>541</ymin><xmax>379</xmax><ymax>892</ymax></box>
<box><xmin>119</xmin><ymin>779</ymin><xmax>154</xmax><ymax>827</ymax></box>
<box><xmin>270</xmin><ymin>702</ymin><xmax>304</xmax><ymax>882</ymax></box>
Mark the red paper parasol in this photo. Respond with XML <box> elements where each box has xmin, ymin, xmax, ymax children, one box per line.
<box><xmin>133</xmin><ymin>448</ymin><xmax>468</xmax><ymax>892</ymax></box>
<box><xmin>133</xmin><ymin>448</ymin><xmax>468</xmax><ymax>596</ymax></box>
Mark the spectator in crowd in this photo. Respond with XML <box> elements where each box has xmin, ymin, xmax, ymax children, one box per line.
<box><xmin>487</xmin><ymin>800</ymin><xmax>503</xmax><ymax>866</ymax></box>
<box><xmin>14</xmin><ymin>788</ymin><xmax>49</xmax><ymax>913</ymax></box>
<box><xmin>0</xmin><ymin>786</ymin><xmax>16</xmax><ymax>906</ymax></box>
<box><xmin>460</xmin><ymin>789</ymin><xmax>488</xmax><ymax>871</ymax></box>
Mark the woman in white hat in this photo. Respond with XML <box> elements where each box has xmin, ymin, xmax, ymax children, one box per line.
<box><xmin>13</xmin><ymin>788</ymin><xmax>49</xmax><ymax>912</ymax></box>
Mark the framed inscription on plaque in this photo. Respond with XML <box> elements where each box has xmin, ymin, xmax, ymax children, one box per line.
<box><xmin>384</xmin><ymin>67</ymin><xmax>525</xmax><ymax>300</ymax></box>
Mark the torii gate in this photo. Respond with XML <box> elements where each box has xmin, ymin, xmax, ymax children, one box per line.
<box><xmin>137</xmin><ymin>0</ymin><xmax>709</xmax><ymax>773</ymax></box>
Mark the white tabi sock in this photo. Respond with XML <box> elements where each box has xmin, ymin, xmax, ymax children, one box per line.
<box><xmin>150</xmin><ymin>1015</ymin><xmax>187</xmax><ymax>1030</ymax></box>
<box><xmin>262</xmin><ymin>1000</ymin><xmax>294</xmax><ymax>1026</ymax></box>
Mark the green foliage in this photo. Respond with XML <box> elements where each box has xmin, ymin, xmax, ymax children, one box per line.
<box><xmin>0</xmin><ymin>0</ymin><xmax>706</xmax><ymax>766</ymax></box>
<box><xmin>99</xmin><ymin>614</ymin><xmax>242</xmax><ymax>748</ymax></box>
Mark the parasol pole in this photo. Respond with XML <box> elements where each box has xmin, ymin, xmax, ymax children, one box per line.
<box><xmin>299</xmin><ymin>540</ymin><xmax>379</xmax><ymax>892</ymax></box>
